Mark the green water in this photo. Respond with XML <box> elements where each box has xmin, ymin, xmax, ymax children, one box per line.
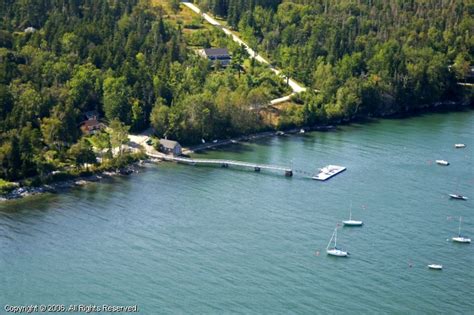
<box><xmin>1</xmin><ymin>111</ymin><xmax>473</xmax><ymax>314</ymax></box>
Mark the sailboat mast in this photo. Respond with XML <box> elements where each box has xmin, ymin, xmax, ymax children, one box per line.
<box><xmin>334</xmin><ymin>227</ymin><xmax>338</xmax><ymax>248</ymax></box>
<box><xmin>349</xmin><ymin>201</ymin><xmax>352</xmax><ymax>220</ymax></box>
<box><xmin>327</xmin><ymin>229</ymin><xmax>335</xmax><ymax>250</ymax></box>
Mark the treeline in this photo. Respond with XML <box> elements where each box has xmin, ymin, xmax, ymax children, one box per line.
<box><xmin>198</xmin><ymin>0</ymin><xmax>473</xmax><ymax>126</ymax></box>
<box><xmin>0</xmin><ymin>0</ymin><xmax>285</xmax><ymax>182</ymax></box>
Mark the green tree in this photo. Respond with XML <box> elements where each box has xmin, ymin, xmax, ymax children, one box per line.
<box><xmin>452</xmin><ymin>52</ymin><xmax>471</xmax><ymax>82</ymax></box>
<box><xmin>88</xmin><ymin>131</ymin><xmax>112</xmax><ymax>160</ymax></box>
<box><xmin>68</xmin><ymin>63</ymin><xmax>102</xmax><ymax>111</ymax></box>
<box><xmin>108</xmin><ymin>119</ymin><xmax>130</xmax><ymax>156</ymax></box>
<box><xmin>130</xmin><ymin>99</ymin><xmax>146</xmax><ymax>132</ymax></box>
<box><xmin>67</xmin><ymin>138</ymin><xmax>96</xmax><ymax>169</ymax></box>
<box><xmin>150</xmin><ymin>99</ymin><xmax>170</xmax><ymax>138</ymax></box>
<box><xmin>103</xmin><ymin>76</ymin><xmax>131</xmax><ymax>123</ymax></box>
<box><xmin>40</xmin><ymin>117</ymin><xmax>64</xmax><ymax>150</ymax></box>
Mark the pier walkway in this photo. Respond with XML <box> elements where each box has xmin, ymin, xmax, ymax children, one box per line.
<box><xmin>147</xmin><ymin>153</ymin><xmax>293</xmax><ymax>176</ymax></box>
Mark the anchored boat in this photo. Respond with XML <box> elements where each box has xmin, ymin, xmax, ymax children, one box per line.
<box><xmin>342</xmin><ymin>202</ymin><xmax>363</xmax><ymax>227</ymax></box>
<box><xmin>452</xmin><ymin>217</ymin><xmax>471</xmax><ymax>244</ymax></box>
<box><xmin>436</xmin><ymin>160</ymin><xmax>449</xmax><ymax>166</ymax></box>
<box><xmin>428</xmin><ymin>264</ymin><xmax>443</xmax><ymax>270</ymax></box>
<box><xmin>326</xmin><ymin>226</ymin><xmax>349</xmax><ymax>257</ymax></box>
<box><xmin>454</xmin><ymin>144</ymin><xmax>466</xmax><ymax>148</ymax></box>
<box><xmin>449</xmin><ymin>194</ymin><xmax>468</xmax><ymax>200</ymax></box>
<box><xmin>449</xmin><ymin>179</ymin><xmax>468</xmax><ymax>200</ymax></box>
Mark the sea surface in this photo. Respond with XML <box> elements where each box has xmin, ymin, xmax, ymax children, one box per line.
<box><xmin>1</xmin><ymin>110</ymin><xmax>473</xmax><ymax>314</ymax></box>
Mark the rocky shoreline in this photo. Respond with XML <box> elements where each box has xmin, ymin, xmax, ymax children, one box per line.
<box><xmin>183</xmin><ymin>125</ymin><xmax>336</xmax><ymax>154</ymax></box>
<box><xmin>0</xmin><ymin>162</ymin><xmax>148</xmax><ymax>202</ymax></box>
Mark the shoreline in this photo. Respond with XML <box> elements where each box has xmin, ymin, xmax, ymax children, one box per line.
<box><xmin>184</xmin><ymin>101</ymin><xmax>473</xmax><ymax>154</ymax></box>
<box><xmin>182</xmin><ymin>125</ymin><xmax>335</xmax><ymax>155</ymax></box>
<box><xmin>0</xmin><ymin>162</ymin><xmax>149</xmax><ymax>202</ymax></box>
<box><xmin>2</xmin><ymin>102</ymin><xmax>471</xmax><ymax>202</ymax></box>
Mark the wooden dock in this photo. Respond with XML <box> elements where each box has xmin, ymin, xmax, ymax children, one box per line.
<box><xmin>148</xmin><ymin>153</ymin><xmax>293</xmax><ymax>176</ymax></box>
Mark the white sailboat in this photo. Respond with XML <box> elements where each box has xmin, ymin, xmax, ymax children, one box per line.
<box><xmin>452</xmin><ymin>217</ymin><xmax>471</xmax><ymax>243</ymax></box>
<box><xmin>342</xmin><ymin>202</ymin><xmax>363</xmax><ymax>226</ymax></box>
<box><xmin>454</xmin><ymin>144</ymin><xmax>466</xmax><ymax>148</ymax></box>
<box><xmin>326</xmin><ymin>226</ymin><xmax>349</xmax><ymax>257</ymax></box>
<box><xmin>428</xmin><ymin>264</ymin><xmax>443</xmax><ymax>270</ymax></box>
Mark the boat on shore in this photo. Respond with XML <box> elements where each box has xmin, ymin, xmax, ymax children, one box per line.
<box><xmin>326</xmin><ymin>226</ymin><xmax>349</xmax><ymax>257</ymax></box>
<box><xmin>454</xmin><ymin>144</ymin><xmax>466</xmax><ymax>148</ymax></box>
<box><xmin>435</xmin><ymin>160</ymin><xmax>449</xmax><ymax>166</ymax></box>
<box><xmin>428</xmin><ymin>264</ymin><xmax>443</xmax><ymax>270</ymax></box>
<box><xmin>452</xmin><ymin>217</ymin><xmax>471</xmax><ymax>244</ymax></box>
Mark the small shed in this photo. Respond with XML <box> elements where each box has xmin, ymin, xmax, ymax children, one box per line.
<box><xmin>199</xmin><ymin>48</ymin><xmax>231</xmax><ymax>67</ymax></box>
<box><xmin>159</xmin><ymin>139</ymin><xmax>182</xmax><ymax>156</ymax></box>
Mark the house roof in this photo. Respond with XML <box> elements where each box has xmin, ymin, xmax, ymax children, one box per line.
<box><xmin>203</xmin><ymin>48</ymin><xmax>230</xmax><ymax>57</ymax></box>
<box><xmin>160</xmin><ymin>139</ymin><xmax>181</xmax><ymax>149</ymax></box>
<box><xmin>81</xmin><ymin>119</ymin><xmax>101</xmax><ymax>127</ymax></box>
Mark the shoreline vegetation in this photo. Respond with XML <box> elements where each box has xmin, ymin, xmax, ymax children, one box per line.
<box><xmin>2</xmin><ymin>101</ymin><xmax>471</xmax><ymax>202</ymax></box>
<box><xmin>0</xmin><ymin>1</ymin><xmax>472</xmax><ymax>200</ymax></box>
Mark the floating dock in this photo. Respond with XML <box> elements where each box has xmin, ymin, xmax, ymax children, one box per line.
<box><xmin>312</xmin><ymin>165</ymin><xmax>346</xmax><ymax>181</ymax></box>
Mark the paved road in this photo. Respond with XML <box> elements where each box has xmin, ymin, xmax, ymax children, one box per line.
<box><xmin>181</xmin><ymin>1</ymin><xmax>307</xmax><ymax>96</ymax></box>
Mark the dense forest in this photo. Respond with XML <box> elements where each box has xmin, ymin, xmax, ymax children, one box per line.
<box><xmin>0</xmin><ymin>0</ymin><xmax>472</xmax><ymax>186</ymax></box>
<box><xmin>199</xmin><ymin>0</ymin><xmax>473</xmax><ymax>126</ymax></box>
<box><xmin>0</xmin><ymin>0</ymin><xmax>287</xmax><ymax>184</ymax></box>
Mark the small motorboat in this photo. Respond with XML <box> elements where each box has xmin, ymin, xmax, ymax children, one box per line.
<box><xmin>435</xmin><ymin>160</ymin><xmax>449</xmax><ymax>166</ymax></box>
<box><xmin>454</xmin><ymin>144</ymin><xmax>466</xmax><ymax>148</ymax></box>
<box><xmin>299</xmin><ymin>128</ymin><xmax>305</xmax><ymax>134</ymax></box>
<box><xmin>428</xmin><ymin>264</ymin><xmax>443</xmax><ymax>270</ymax></box>
<box><xmin>449</xmin><ymin>194</ymin><xmax>468</xmax><ymax>200</ymax></box>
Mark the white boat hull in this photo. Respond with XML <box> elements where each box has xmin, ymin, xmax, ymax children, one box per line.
<box><xmin>435</xmin><ymin>160</ymin><xmax>449</xmax><ymax>166</ymax></box>
<box><xmin>449</xmin><ymin>194</ymin><xmax>468</xmax><ymax>200</ymax></box>
<box><xmin>327</xmin><ymin>248</ymin><xmax>348</xmax><ymax>257</ymax></box>
<box><xmin>428</xmin><ymin>264</ymin><xmax>443</xmax><ymax>270</ymax></box>
<box><xmin>454</xmin><ymin>144</ymin><xmax>466</xmax><ymax>148</ymax></box>
<box><xmin>452</xmin><ymin>237</ymin><xmax>471</xmax><ymax>243</ymax></box>
<box><xmin>342</xmin><ymin>220</ymin><xmax>363</xmax><ymax>226</ymax></box>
